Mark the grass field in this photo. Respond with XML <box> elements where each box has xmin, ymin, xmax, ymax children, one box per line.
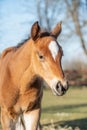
<box><xmin>0</xmin><ymin>87</ymin><xmax>87</xmax><ymax>130</ymax></box>
<box><xmin>41</xmin><ymin>87</ymin><xmax>87</xmax><ymax>130</ymax></box>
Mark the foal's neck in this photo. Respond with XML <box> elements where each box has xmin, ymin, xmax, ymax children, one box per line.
<box><xmin>10</xmin><ymin>39</ymin><xmax>34</xmax><ymax>84</ymax></box>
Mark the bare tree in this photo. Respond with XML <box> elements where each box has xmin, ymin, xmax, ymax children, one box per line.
<box><xmin>65</xmin><ymin>0</ymin><xmax>87</xmax><ymax>55</ymax></box>
<box><xmin>36</xmin><ymin>0</ymin><xmax>61</xmax><ymax>31</ymax></box>
<box><xmin>36</xmin><ymin>0</ymin><xmax>87</xmax><ymax>56</ymax></box>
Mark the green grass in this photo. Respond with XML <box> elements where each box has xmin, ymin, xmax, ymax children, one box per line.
<box><xmin>41</xmin><ymin>87</ymin><xmax>87</xmax><ymax>130</ymax></box>
<box><xmin>0</xmin><ymin>87</ymin><xmax>87</xmax><ymax>130</ymax></box>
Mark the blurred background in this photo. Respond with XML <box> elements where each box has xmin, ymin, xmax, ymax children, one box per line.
<box><xmin>0</xmin><ymin>0</ymin><xmax>87</xmax><ymax>130</ymax></box>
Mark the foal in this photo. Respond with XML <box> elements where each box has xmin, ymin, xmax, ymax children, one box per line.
<box><xmin>0</xmin><ymin>21</ymin><xmax>68</xmax><ymax>130</ymax></box>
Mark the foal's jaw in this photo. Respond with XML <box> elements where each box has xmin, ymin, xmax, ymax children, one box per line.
<box><xmin>50</xmin><ymin>78</ymin><xmax>68</xmax><ymax>96</ymax></box>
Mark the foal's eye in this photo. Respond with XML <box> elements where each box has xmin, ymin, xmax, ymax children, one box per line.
<box><xmin>38</xmin><ymin>53</ymin><xmax>44</xmax><ymax>60</ymax></box>
<box><xmin>39</xmin><ymin>55</ymin><xmax>44</xmax><ymax>59</ymax></box>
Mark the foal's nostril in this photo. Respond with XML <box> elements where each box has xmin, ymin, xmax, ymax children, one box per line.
<box><xmin>56</xmin><ymin>81</ymin><xmax>68</xmax><ymax>92</ymax></box>
<box><xmin>53</xmin><ymin>81</ymin><xmax>68</xmax><ymax>96</ymax></box>
<box><xmin>56</xmin><ymin>82</ymin><xmax>62</xmax><ymax>91</ymax></box>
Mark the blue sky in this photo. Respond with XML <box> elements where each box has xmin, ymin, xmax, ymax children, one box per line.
<box><xmin>0</xmin><ymin>0</ymin><xmax>87</xmax><ymax>67</ymax></box>
<box><xmin>0</xmin><ymin>0</ymin><xmax>37</xmax><ymax>51</ymax></box>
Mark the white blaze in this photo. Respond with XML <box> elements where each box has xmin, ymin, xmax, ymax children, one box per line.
<box><xmin>49</xmin><ymin>41</ymin><xmax>59</xmax><ymax>61</ymax></box>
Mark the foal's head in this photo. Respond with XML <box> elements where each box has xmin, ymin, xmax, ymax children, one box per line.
<box><xmin>30</xmin><ymin>21</ymin><xmax>68</xmax><ymax>96</ymax></box>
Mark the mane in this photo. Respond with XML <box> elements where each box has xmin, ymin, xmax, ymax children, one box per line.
<box><xmin>39</xmin><ymin>32</ymin><xmax>50</xmax><ymax>38</ymax></box>
<box><xmin>16</xmin><ymin>32</ymin><xmax>51</xmax><ymax>48</ymax></box>
<box><xmin>16</xmin><ymin>37</ymin><xmax>30</xmax><ymax>48</ymax></box>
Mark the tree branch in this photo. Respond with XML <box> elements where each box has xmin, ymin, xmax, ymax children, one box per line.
<box><xmin>65</xmin><ymin>0</ymin><xmax>87</xmax><ymax>55</ymax></box>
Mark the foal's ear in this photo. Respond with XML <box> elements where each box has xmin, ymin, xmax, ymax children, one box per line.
<box><xmin>31</xmin><ymin>21</ymin><xmax>41</xmax><ymax>41</ymax></box>
<box><xmin>50</xmin><ymin>21</ymin><xmax>62</xmax><ymax>39</ymax></box>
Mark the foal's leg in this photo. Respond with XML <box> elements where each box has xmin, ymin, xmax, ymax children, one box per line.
<box><xmin>15</xmin><ymin>116</ymin><xmax>25</xmax><ymax>130</ymax></box>
<box><xmin>23</xmin><ymin>108</ymin><xmax>41</xmax><ymax>130</ymax></box>
<box><xmin>1</xmin><ymin>108</ymin><xmax>25</xmax><ymax>130</ymax></box>
<box><xmin>1</xmin><ymin>108</ymin><xmax>16</xmax><ymax>130</ymax></box>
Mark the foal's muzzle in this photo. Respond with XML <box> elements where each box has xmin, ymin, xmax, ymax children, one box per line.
<box><xmin>53</xmin><ymin>81</ymin><xmax>68</xmax><ymax>96</ymax></box>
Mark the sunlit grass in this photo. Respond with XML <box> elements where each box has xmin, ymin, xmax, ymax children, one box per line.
<box><xmin>41</xmin><ymin>87</ymin><xmax>87</xmax><ymax>130</ymax></box>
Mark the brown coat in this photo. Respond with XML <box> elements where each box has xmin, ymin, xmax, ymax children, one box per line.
<box><xmin>0</xmin><ymin>21</ymin><xmax>68</xmax><ymax>130</ymax></box>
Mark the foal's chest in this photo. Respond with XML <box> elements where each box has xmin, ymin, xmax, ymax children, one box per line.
<box><xmin>20</xmin><ymin>87</ymin><xmax>42</xmax><ymax>111</ymax></box>
<box><xmin>12</xmin><ymin>86</ymin><xmax>43</xmax><ymax>118</ymax></box>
